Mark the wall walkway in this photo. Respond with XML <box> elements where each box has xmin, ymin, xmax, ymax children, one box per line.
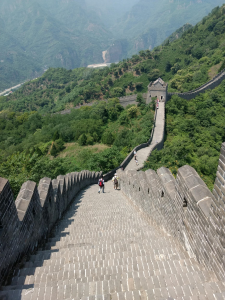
<box><xmin>1</xmin><ymin>174</ymin><xmax>225</xmax><ymax>299</ymax></box>
<box><xmin>117</xmin><ymin>142</ymin><xmax>225</xmax><ymax>283</ymax></box>
<box><xmin>125</xmin><ymin>102</ymin><xmax>165</xmax><ymax>171</ymax></box>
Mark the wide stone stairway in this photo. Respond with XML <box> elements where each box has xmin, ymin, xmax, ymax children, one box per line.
<box><xmin>1</xmin><ymin>182</ymin><xmax>225</xmax><ymax>300</ymax></box>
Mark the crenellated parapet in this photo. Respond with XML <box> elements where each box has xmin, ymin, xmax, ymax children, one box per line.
<box><xmin>0</xmin><ymin>170</ymin><xmax>102</xmax><ymax>285</ymax></box>
<box><xmin>117</xmin><ymin>142</ymin><xmax>225</xmax><ymax>281</ymax></box>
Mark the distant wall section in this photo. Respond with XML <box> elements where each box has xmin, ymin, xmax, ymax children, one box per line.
<box><xmin>168</xmin><ymin>69</ymin><xmax>225</xmax><ymax>101</ymax></box>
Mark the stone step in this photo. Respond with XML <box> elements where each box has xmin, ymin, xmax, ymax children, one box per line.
<box><xmin>35</xmin><ymin>241</ymin><xmax>180</xmax><ymax>259</ymax></box>
<box><xmin>11</xmin><ymin>259</ymin><xmax>212</xmax><ymax>288</ymax></box>
<box><xmin>5</xmin><ymin>270</ymin><xmax>225</xmax><ymax>292</ymax></box>
<box><xmin>48</xmin><ymin>228</ymin><xmax>160</xmax><ymax>242</ymax></box>
<box><xmin>1</xmin><ymin>280</ymin><xmax>225</xmax><ymax>300</ymax></box>
<box><xmin>40</xmin><ymin>236</ymin><xmax>177</xmax><ymax>252</ymax></box>
<box><xmin>43</xmin><ymin>237</ymin><xmax>167</xmax><ymax>249</ymax></box>
<box><xmin>50</xmin><ymin>227</ymin><xmax>162</xmax><ymax>238</ymax></box>
<box><xmin>24</xmin><ymin>249</ymin><xmax>190</xmax><ymax>270</ymax></box>
<box><xmin>26</xmin><ymin>249</ymin><xmax>190</xmax><ymax>274</ymax></box>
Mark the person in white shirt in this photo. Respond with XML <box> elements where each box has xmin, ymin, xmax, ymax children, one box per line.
<box><xmin>112</xmin><ymin>173</ymin><xmax>119</xmax><ymax>190</ymax></box>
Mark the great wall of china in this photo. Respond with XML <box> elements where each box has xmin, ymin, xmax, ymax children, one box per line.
<box><xmin>1</xmin><ymin>72</ymin><xmax>225</xmax><ymax>299</ymax></box>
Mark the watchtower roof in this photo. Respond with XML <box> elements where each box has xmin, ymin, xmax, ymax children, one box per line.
<box><xmin>148</xmin><ymin>78</ymin><xmax>167</xmax><ymax>90</ymax></box>
<box><xmin>152</xmin><ymin>78</ymin><xmax>166</xmax><ymax>86</ymax></box>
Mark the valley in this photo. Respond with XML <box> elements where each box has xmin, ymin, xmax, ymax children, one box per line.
<box><xmin>1</xmin><ymin>3</ymin><xmax>225</xmax><ymax>197</ymax></box>
<box><xmin>1</xmin><ymin>0</ymin><xmax>225</xmax><ymax>90</ymax></box>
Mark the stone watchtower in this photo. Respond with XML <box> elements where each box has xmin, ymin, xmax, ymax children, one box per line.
<box><xmin>147</xmin><ymin>78</ymin><xmax>168</xmax><ymax>104</ymax></box>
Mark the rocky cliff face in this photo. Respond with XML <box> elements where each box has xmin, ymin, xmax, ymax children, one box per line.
<box><xmin>108</xmin><ymin>0</ymin><xmax>225</xmax><ymax>61</ymax></box>
<box><xmin>102</xmin><ymin>39</ymin><xmax>129</xmax><ymax>63</ymax></box>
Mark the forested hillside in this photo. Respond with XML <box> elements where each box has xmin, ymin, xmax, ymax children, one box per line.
<box><xmin>105</xmin><ymin>0</ymin><xmax>225</xmax><ymax>60</ymax></box>
<box><xmin>2</xmin><ymin>5</ymin><xmax>225</xmax><ymax>114</ymax></box>
<box><xmin>0</xmin><ymin>0</ymin><xmax>112</xmax><ymax>91</ymax></box>
<box><xmin>2</xmin><ymin>5</ymin><xmax>225</xmax><ymax>195</ymax></box>
<box><xmin>0</xmin><ymin>0</ymin><xmax>224</xmax><ymax>90</ymax></box>
<box><xmin>0</xmin><ymin>98</ymin><xmax>154</xmax><ymax>196</ymax></box>
<box><xmin>144</xmin><ymin>82</ymin><xmax>225</xmax><ymax>190</ymax></box>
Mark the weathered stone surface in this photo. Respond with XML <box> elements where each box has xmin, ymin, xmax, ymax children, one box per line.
<box><xmin>1</xmin><ymin>180</ymin><xmax>225</xmax><ymax>299</ymax></box>
<box><xmin>0</xmin><ymin>170</ymin><xmax>101</xmax><ymax>285</ymax></box>
<box><xmin>119</xmin><ymin>152</ymin><xmax>225</xmax><ymax>282</ymax></box>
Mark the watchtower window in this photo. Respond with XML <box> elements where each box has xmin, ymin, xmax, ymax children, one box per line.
<box><xmin>49</xmin><ymin>197</ymin><xmax>52</xmax><ymax>206</ymax></box>
<box><xmin>161</xmin><ymin>191</ymin><xmax>164</xmax><ymax>197</ymax></box>
<box><xmin>183</xmin><ymin>197</ymin><xmax>188</xmax><ymax>208</ymax></box>
<box><xmin>32</xmin><ymin>208</ymin><xmax>36</xmax><ymax>218</ymax></box>
<box><xmin>139</xmin><ymin>187</ymin><xmax>140</xmax><ymax>192</ymax></box>
<box><xmin>148</xmin><ymin>188</ymin><xmax>149</xmax><ymax>194</ymax></box>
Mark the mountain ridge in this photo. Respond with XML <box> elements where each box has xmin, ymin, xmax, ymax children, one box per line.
<box><xmin>1</xmin><ymin>0</ymin><xmax>225</xmax><ymax>90</ymax></box>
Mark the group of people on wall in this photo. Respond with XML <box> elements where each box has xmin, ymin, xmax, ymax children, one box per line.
<box><xmin>98</xmin><ymin>173</ymin><xmax>119</xmax><ymax>193</ymax></box>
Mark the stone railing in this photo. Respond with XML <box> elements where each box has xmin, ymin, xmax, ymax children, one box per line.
<box><xmin>117</xmin><ymin>142</ymin><xmax>225</xmax><ymax>281</ymax></box>
<box><xmin>168</xmin><ymin>68</ymin><xmax>225</xmax><ymax>101</ymax></box>
<box><xmin>0</xmin><ymin>170</ymin><xmax>102</xmax><ymax>285</ymax></box>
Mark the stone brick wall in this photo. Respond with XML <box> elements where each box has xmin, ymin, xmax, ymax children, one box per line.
<box><xmin>0</xmin><ymin>170</ymin><xmax>102</xmax><ymax>285</ymax></box>
<box><xmin>168</xmin><ymin>69</ymin><xmax>225</xmax><ymax>101</ymax></box>
<box><xmin>117</xmin><ymin>142</ymin><xmax>225</xmax><ymax>281</ymax></box>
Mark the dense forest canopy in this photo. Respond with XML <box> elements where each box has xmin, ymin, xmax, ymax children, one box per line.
<box><xmin>0</xmin><ymin>98</ymin><xmax>154</xmax><ymax>196</ymax></box>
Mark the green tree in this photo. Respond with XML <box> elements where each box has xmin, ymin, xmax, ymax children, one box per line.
<box><xmin>50</xmin><ymin>143</ymin><xmax>58</xmax><ymax>157</ymax></box>
<box><xmin>53</xmin><ymin>130</ymin><xmax>60</xmax><ymax>141</ymax></box>
<box><xmin>128</xmin><ymin>106</ymin><xmax>138</xmax><ymax>118</ymax></box>
<box><xmin>136</xmin><ymin>94</ymin><xmax>146</xmax><ymax>107</ymax></box>
<box><xmin>102</xmin><ymin>131</ymin><xmax>115</xmax><ymax>145</ymax></box>
<box><xmin>78</xmin><ymin>134</ymin><xmax>87</xmax><ymax>146</ymax></box>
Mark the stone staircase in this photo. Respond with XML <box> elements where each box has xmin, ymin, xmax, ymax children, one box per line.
<box><xmin>125</xmin><ymin>102</ymin><xmax>165</xmax><ymax>171</ymax></box>
<box><xmin>1</xmin><ymin>182</ymin><xmax>225</xmax><ymax>300</ymax></box>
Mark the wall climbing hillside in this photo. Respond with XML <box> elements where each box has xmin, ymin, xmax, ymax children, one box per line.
<box><xmin>117</xmin><ymin>142</ymin><xmax>225</xmax><ymax>281</ymax></box>
<box><xmin>103</xmin><ymin>102</ymin><xmax>160</xmax><ymax>180</ymax></box>
<box><xmin>0</xmin><ymin>170</ymin><xmax>102</xmax><ymax>285</ymax></box>
<box><xmin>168</xmin><ymin>69</ymin><xmax>225</xmax><ymax>101</ymax></box>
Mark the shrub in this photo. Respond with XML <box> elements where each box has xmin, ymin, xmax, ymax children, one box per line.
<box><xmin>78</xmin><ymin>134</ymin><xmax>87</xmax><ymax>146</ymax></box>
<box><xmin>128</xmin><ymin>106</ymin><xmax>138</xmax><ymax>118</ymax></box>
<box><xmin>102</xmin><ymin>131</ymin><xmax>115</xmax><ymax>146</ymax></box>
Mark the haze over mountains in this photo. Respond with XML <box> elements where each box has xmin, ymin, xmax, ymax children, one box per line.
<box><xmin>0</xmin><ymin>0</ymin><xmax>225</xmax><ymax>90</ymax></box>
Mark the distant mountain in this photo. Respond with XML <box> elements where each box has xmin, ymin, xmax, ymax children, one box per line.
<box><xmin>0</xmin><ymin>25</ymin><xmax>42</xmax><ymax>91</ymax></box>
<box><xmin>1</xmin><ymin>0</ymin><xmax>225</xmax><ymax>91</ymax></box>
<box><xmin>105</xmin><ymin>0</ymin><xmax>225</xmax><ymax>60</ymax></box>
<box><xmin>0</xmin><ymin>0</ymin><xmax>112</xmax><ymax>91</ymax></box>
<box><xmin>85</xmin><ymin>0</ymin><xmax>139</xmax><ymax>27</ymax></box>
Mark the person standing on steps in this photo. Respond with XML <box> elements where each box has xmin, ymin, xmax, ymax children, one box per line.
<box><xmin>135</xmin><ymin>157</ymin><xmax>139</xmax><ymax>166</ymax></box>
<box><xmin>112</xmin><ymin>173</ymin><xmax>119</xmax><ymax>190</ymax></box>
<box><xmin>134</xmin><ymin>152</ymin><xmax>139</xmax><ymax>166</ymax></box>
<box><xmin>98</xmin><ymin>177</ymin><xmax>104</xmax><ymax>193</ymax></box>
